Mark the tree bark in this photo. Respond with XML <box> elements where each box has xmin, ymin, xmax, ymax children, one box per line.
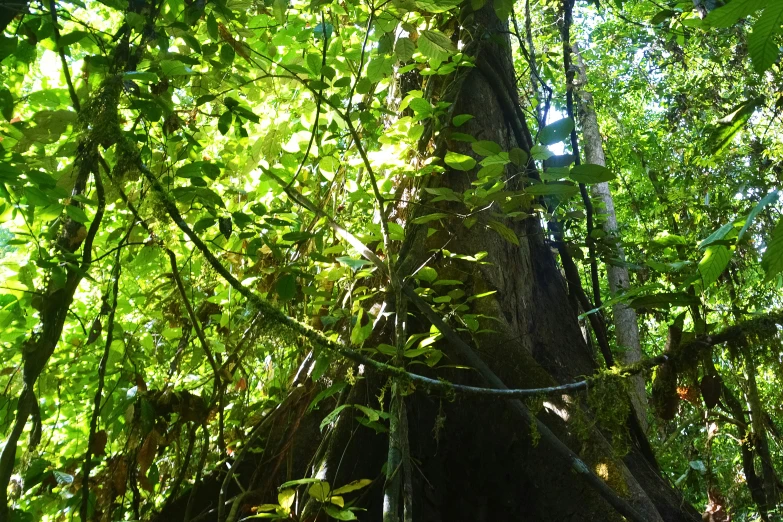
<box><xmin>573</xmin><ymin>44</ymin><xmax>649</xmax><ymax>432</ymax></box>
<box><xmin>154</xmin><ymin>4</ymin><xmax>701</xmax><ymax>522</ymax></box>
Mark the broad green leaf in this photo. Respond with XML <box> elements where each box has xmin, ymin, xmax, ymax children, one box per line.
<box><xmin>452</xmin><ymin>114</ymin><xmax>473</xmax><ymax>127</ymax></box>
<box><xmin>762</xmin><ymin>218</ymin><xmax>783</xmax><ymax>280</ymax></box>
<box><xmin>367</xmin><ymin>56</ymin><xmax>393</xmax><ymax>82</ymax></box>
<box><xmin>530</xmin><ymin>144</ymin><xmax>553</xmax><ymax>161</ymax></box>
<box><xmin>350</xmin><ymin>309</ymin><xmax>372</xmax><ymax>345</ymax></box>
<box><xmin>323</xmin><ymin>506</ymin><xmax>357</xmax><ymax>521</ymax></box>
<box><xmin>416</xmin><ymin>266</ymin><xmax>438</xmax><ymax>283</ymax></box>
<box><xmin>395</xmin><ymin>38</ymin><xmax>415</xmax><ymax>62</ymax></box>
<box><xmin>273</xmin><ymin>0</ymin><xmax>287</xmax><ymax>24</ymax></box>
<box><xmin>653</xmin><ymin>232</ymin><xmax>688</xmax><ymax>247</ymax></box>
<box><xmin>218</xmin><ymin>111</ymin><xmax>233</xmax><ymax>135</ymax></box>
<box><xmin>525</xmin><ymin>182</ymin><xmax>579</xmax><ymax>198</ymax></box>
<box><xmin>308</xmin><ymin>481</ymin><xmax>331</xmax><ymax>501</ymax></box>
<box><xmin>444</xmin><ymin>151</ymin><xmax>476</xmax><ymax>171</ymax></box>
<box><xmin>278</xmin><ymin>489</ymin><xmax>295</xmax><ymax>510</ymax></box>
<box><xmin>0</xmin><ymin>162</ymin><xmax>22</xmax><ymax>183</ymax></box>
<box><xmin>708</xmin><ymin>97</ymin><xmax>763</xmax><ymax>156</ymax></box>
<box><xmin>412</xmin><ymin>212</ymin><xmax>449</xmax><ymax>224</ymax></box>
<box><xmin>65</xmin><ymin>205</ymin><xmax>89</xmax><ymax>224</ymax></box>
<box><xmin>739</xmin><ymin>190</ymin><xmax>779</xmax><ymax>239</ymax></box>
<box><xmin>275</xmin><ymin>274</ymin><xmax>297</xmax><ymax>301</ymax></box>
<box><xmin>160</xmin><ymin>60</ymin><xmax>195</xmax><ymax>76</ymax></box>
<box><xmin>319</xmin><ymin>157</ymin><xmax>340</xmax><ymax>179</ymax></box>
<box><xmin>418</xmin><ymin>30</ymin><xmax>457</xmax><ymax>62</ymax></box>
<box><xmin>705</xmin><ymin>0</ymin><xmax>762</xmax><ymax>28</ymax></box>
<box><xmin>698</xmin><ymin>245</ymin><xmax>732</xmax><ymax>289</ymax></box>
<box><xmin>748</xmin><ymin>0</ymin><xmax>783</xmax><ymax>73</ymax></box>
<box><xmin>336</xmin><ymin>257</ymin><xmax>372</xmax><ymax>271</ymax></box>
<box><xmin>487</xmin><ymin>220</ymin><xmax>519</xmax><ymax>246</ymax></box>
<box><xmin>699</xmin><ymin>222</ymin><xmax>734</xmax><ymax>249</ymax></box>
<box><xmin>471</xmin><ymin>140</ymin><xmax>501</xmax><ymax>156</ymax></box>
<box><xmin>414</xmin><ymin>0</ymin><xmax>461</xmax><ymax>13</ymax></box>
<box><xmin>538</xmin><ymin>118</ymin><xmax>574</xmax><ymax>145</ymax></box>
<box><xmin>280</xmin><ymin>478</ymin><xmax>329</xmax><ymax>489</ymax></box>
<box><xmin>509</xmin><ymin>147</ymin><xmax>528</xmax><ymax>166</ymax></box>
<box><xmin>332</xmin><ymin>480</ymin><xmax>373</xmax><ymax>496</ymax></box>
<box><xmin>569</xmin><ymin>164</ymin><xmax>615</xmax><ymax>183</ymax></box>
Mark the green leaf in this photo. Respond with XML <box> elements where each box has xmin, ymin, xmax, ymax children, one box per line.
<box><xmin>471</xmin><ymin>140</ymin><xmax>501</xmax><ymax>157</ymax></box>
<box><xmin>706</xmin><ymin>0</ymin><xmax>763</xmax><ymax>28</ymax></box>
<box><xmin>336</xmin><ymin>257</ymin><xmax>373</xmax><ymax>271</ymax></box>
<box><xmin>452</xmin><ymin>114</ymin><xmax>473</xmax><ymax>127</ymax></box>
<box><xmin>699</xmin><ymin>222</ymin><xmax>734</xmax><ymax>249</ymax></box>
<box><xmin>412</xmin><ymin>212</ymin><xmax>449</xmax><ymax>224</ymax></box>
<box><xmin>748</xmin><ymin>0</ymin><xmax>783</xmax><ymax>73</ymax></box>
<box><xmin>0</xmin><ymin>88</ymin><xmax>13</xmax><ymax>121</ymax></box>
<box><xmin>218</xmin><ymin>111</ymin><xmax>233</xmax><ymax>135</ymax></box>
<box><xmin>414</xmin><ymin>0</ymin><xmax>461</xmax><ymax>13</ymax></box>
<box><xmin>280</xmin><ymin>477</ymin><xmax>329</xmax><ymax>489</ymax></box>
<box><xmin>487</xmin><ymin>220</ymin><xmax>519</xmax><ymax>246</ymax></box>
<box><xmin>525</xmin><ymin>182</ymin><xmax>579</xmax><ymax>198</ymax></box>
<box><xmin>308</xmin><ymin>481</ymin><xmax>331</xmax><ymax>501</ymax></box>
<box><xmin>207</xmin><ymin>12</ymin><xmax>219</xmax><ymax>39</ymax></box>
<box><xmin>273</xmin><ymin>0</ymin><xmax>287</xmax><ymax>24</ymax></box>
<box><xmin>278</xmin><ymin>489</ymin><xmax>295</xmax><ymax>510</ymax></box>
<box><xmin>698</xmin><ymin>245</ymin><xmax>732</xmax><ymax>289</ymax></box>
<box><xmin>762</xmin><ymin>218</ymin><xmax>783</xmax><ymax>281</ymax></box>
<box><xmin>538</xmin><ymin>118</ymin><xmax>574</xmax><ymax>145</ymax></box>
<box><xmin>509</xmin><ymin>147</ymin><xmax>528</xmax><ymax>167</ymax></box>
<box><xmin>275</xmin><ymin>274</ymin><xmax>297</xmax><ymax>301</ymax></box>
<box><xmin>58</xmin><ymin>31</ymin><xmax>90</xmax><ymax>48</ymax></box>
<box><xmin>282</xmin><ymin>231</ymin><xmax>314</xmax><ymax>242</ymax></box>
<box><xmin>323</xmin><ymin>506</ymin><xmax>357</xmax><ymax>521</ymax></box>
<box><xmin>367</xmin><ymin>56</ymin><xmax>393</xmax><ymax>83</ymax></box>
<box><xmin>0</xmin><ymin>162</ymin><xmax>22</xmax><ymax>183</ymax></box>
<box><xmin>418</xmin><ymin>30</ymin><xmax>457</xmax><ymax>62</ymax></box>
<box><xmin>708</xmin><ymin>97</ymin><xmax>763</xmax><ymax>156</ymax></box>
<box><xmin>569</xmin><ymin>164</ymin><xmax>615</xmax><ymax>184</ymax></box>
<box><xmin>65</xmin><ymin>205</ymin><xmax>89</xmax><ymax>224</ymax></box>
<box><xmin>350</xmin><ymin>309</ymin><xmax>372</xmax><ymax>345</ymax></box>
<box><xmin>416</xmin><ymin>266</ymin><xmax>438</xmax><ymax>283</ymax></box>
<box><xmin>331</xmin><ymin>479</ymin><xmax>373</xmax><ymax>495</ymax></box>
<box><xmin>160</xmin><ymin>60</ymin><xmax>195</xmax><ymax>76</ymax></box>
<box><xmin>653</xmin><ymin>232</ymin><xmax>688</xmax><ymax>247</ymax></box>
<box><xmin>444</xmin><ymin>151</ymin><xmax>476</xmax><ymax>171</ymax></box>
<box><xmin>739</xmin><ymin>190</ymin><xmax>778</xmax><ymax>240</ymax></box>
<box><xmin>530</xmin><ymin>144</ymin><xmax>553</xmax><ymax>161</ymax></box>
<box><xmin>395</xmin><ymin>37</ymin><xmax>415</xmax><ymax>62</ymax></box>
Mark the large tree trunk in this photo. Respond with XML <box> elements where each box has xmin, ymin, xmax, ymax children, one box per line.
<box><xmin>155</xmin><ymin>4</ymin><xmax>701</xmax><ymax>522</ymax></box>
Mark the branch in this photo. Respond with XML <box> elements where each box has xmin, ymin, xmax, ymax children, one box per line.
<box><xmin>80</xmin><ymin>231</ymin><xmax>124</xmax><ymax>521</ymax></box>
<box><xmin>49</xmin><ymin>0</ymin><xmax>81</xmax><ymax>112</ymax></box>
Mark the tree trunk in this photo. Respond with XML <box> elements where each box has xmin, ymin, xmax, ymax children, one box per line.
<box><xmin>155</xmin><ymin>4</ymin><xmax>701</xmax><ymax>522</ymax></box>
<box><xmin>572</xmin><ymin>45</ymin><xmax>648</xmax><ymax>432</ymax></box>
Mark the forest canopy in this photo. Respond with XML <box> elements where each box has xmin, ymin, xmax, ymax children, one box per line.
<box><xmin>0</xmin><ymin>0</ymin><xmax>782</xmax><ymax>520</ymax></box>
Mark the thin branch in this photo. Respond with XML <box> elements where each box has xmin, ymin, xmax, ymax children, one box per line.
<box><xmin>49</xmin><ymin>0</ymin><xmax>80</xmax><ymax>112</ymax></box>
<box><xmin>80</xmin><ymin>230</ymin><xmax>125</xmax><ymax>521</ymax></box>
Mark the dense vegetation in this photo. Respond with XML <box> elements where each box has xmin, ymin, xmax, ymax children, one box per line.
<box><xmin>0</xmin><ymin>0</ymin><xmax>782</xmax><ymax>520</ymax></box>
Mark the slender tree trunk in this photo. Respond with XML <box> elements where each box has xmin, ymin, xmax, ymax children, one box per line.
<box><xmin>573</xmin><ymin>44</ymin><xmax>648</xmax><ymax>432</ymax></box>
<box><xmin>744</xmin><ymin>346</ymin><xmax>780</xmax><ymax>512</ymax></box>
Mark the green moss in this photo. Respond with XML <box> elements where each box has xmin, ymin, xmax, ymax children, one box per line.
<box><xmin>587</xmin><ymin>371</ymin><xmax>631</xmax><ymax>455</ymax></box>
